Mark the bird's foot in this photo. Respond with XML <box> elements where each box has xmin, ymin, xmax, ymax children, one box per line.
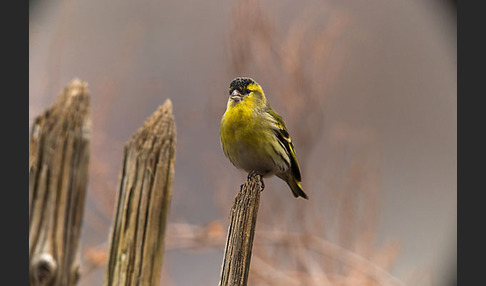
<box><xmin>247</xmin><ymin>170</ymin><xmax>260</xmax><ymax>179</ymax></box>
<box><xmin>248</xmin><ymin>171</ymin><xmax>265</xmax><ymax>190</ymax></box>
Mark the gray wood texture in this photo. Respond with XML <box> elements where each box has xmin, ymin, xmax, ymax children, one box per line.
<box><xmin>104</xmin><ymin>99</ymin><xmax>176</xmax><ymax>286</ymax></box>
<box><xmin>29</xmin><ymin>79</ymin><xmax>91</xmax><ymax>286</ymax></box>
<box><xmin>219</xmin><ymin>175</ymin><xmax>263</xmax><ymax>286</ymax></box>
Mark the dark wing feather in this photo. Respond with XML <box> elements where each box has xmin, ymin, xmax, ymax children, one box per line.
<box><xmin>268</xmin><ymin>109</ymin><xmax>302</xmax><ymax>181</ymax></box>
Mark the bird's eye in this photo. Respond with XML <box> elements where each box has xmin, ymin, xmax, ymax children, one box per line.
<box><xmin>245</xmin><ymin>89</ymin><xmax>251</xmax><ymax>94</ymax></box>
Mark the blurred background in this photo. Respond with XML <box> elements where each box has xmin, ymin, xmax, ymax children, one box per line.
<box><xmin>29</xmin><ymin>0</ymin><xmax>456</xmax><ymax>285</ymax></box>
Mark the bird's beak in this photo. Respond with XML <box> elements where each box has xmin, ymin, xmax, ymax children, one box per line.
<box><xmin>231</xmin><ymin>89</ymin><xmax>243</xmax><ymax>102</ymax></box>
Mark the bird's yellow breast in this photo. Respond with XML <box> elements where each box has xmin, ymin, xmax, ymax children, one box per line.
<box><xmin>220</xmin><ymin>100</ymin><xmax>290</xmax><ymax>175</ymax></box>
<box><xmin>220</xmin><ymin>100</ymin><xmax>260</xmax><ymax>146</ymax></box>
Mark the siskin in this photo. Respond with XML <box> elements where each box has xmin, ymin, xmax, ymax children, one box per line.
<box><xmin>220</xmin><ymin>77</ymin><xmax>308</xmax><ymax>199</ymax></box>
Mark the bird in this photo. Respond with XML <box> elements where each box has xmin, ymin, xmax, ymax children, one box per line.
<box><xmin>219</xmin><ymin>77</ymin><xmax>308</xmax><ymax>199</ymax></box>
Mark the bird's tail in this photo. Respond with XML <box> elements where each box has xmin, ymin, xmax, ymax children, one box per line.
<box><xmin>285</xmin><ymin>175</ymin><xmax>309</xmax><ymax>199</ymax></box>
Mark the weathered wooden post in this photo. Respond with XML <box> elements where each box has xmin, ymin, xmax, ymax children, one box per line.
<box><xmin>29</xmin><ymin>79</ymin><xmax>91</xmax><ymax>286</ymax></box>
<box><xmin>219</xmin><ymin>174</ymin><xmax>264</xmax><ymax>286</ymax></box>
<box><xmin>104</xmin><ymin>99</ymin><xmax>176</xmax><ymax>286</ymax></box>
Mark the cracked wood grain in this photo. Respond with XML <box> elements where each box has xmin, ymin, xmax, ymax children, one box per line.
<box><xmin>104</xmin><ymin>99</ymin><xmax>176</xmax><ymax>286</ymax></box>
<box><xmin>219</xmin><ymin>175</ymin><xmax>263</xmax><ymax>286</ymax></box>
<box><xmin>29</xmin><ymin>79</ymin><xmax>91</xmax><ymax>286</ymax></box>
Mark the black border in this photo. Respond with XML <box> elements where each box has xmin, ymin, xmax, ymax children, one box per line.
<box><xmin>10</xmin><ymin>0</ymin><xmax>29</xmax><ymax>284</ymax></box>
<box><xmin>458</xmin><ymin>1</ymin><xmax>478</xmax><ymax>286</ymax></box>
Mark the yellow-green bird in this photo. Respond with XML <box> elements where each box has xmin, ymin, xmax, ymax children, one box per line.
<box><xmin>220</xmin><ymin>77</ymin><xmax>308</xmax><ymax>199</ymax></box>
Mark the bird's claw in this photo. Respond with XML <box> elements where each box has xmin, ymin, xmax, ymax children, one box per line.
<box><xmin>248</xmin><ymin>171</ymin><xmax>265</xmax><ymax>190</ymax></box>
<box><xmin>247</xmin><ymin>170</ymin><xmax>258</xmax><ymax>179</ymax></box>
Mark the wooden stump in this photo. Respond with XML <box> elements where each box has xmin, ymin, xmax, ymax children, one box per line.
<box><xmin>104</xmin><ymin>99</ymin><xmax>176</xmax><ymax>286</ymax></box>
<box><xmin>29</xmin><ymin>79</ymin><xmax>91</xmax><ymax>286</ymax></box>
<box><xmin>219</xmin><ymin>174</ymin><xmax>263</xmax><ymax>286</ymax></box>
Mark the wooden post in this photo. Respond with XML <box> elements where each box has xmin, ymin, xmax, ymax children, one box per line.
<box><xmin>219</xmin><ymin>174</ymin><xmax>263</xmax><ymax>286</ymax></box>
<box><xmin>29</xmin><ymin>79</ymin><xmax>91</xmax><ymax>286</ymax></box>
<box><xmin>104</xmin><ymin>99</ymin><xmax>176</xmax><ymax>286</ymax></box>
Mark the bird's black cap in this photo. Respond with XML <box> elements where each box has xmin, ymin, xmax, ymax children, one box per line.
<box><xmin>229</xmin><ymin>77</ymin><xmax>255</xmax><ymax>92</ymax></box>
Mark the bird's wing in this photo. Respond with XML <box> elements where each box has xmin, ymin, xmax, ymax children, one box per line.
<box><xmin>267</xmin><ymin>109</ymin><xmax>302</xmax><ymax>181</ymax></box>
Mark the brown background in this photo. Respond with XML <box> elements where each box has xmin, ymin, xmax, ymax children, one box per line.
<box><xmin>29</xmin><ymin>0</ymin><xmax>456</xmax><ymax>285</ymax></box>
